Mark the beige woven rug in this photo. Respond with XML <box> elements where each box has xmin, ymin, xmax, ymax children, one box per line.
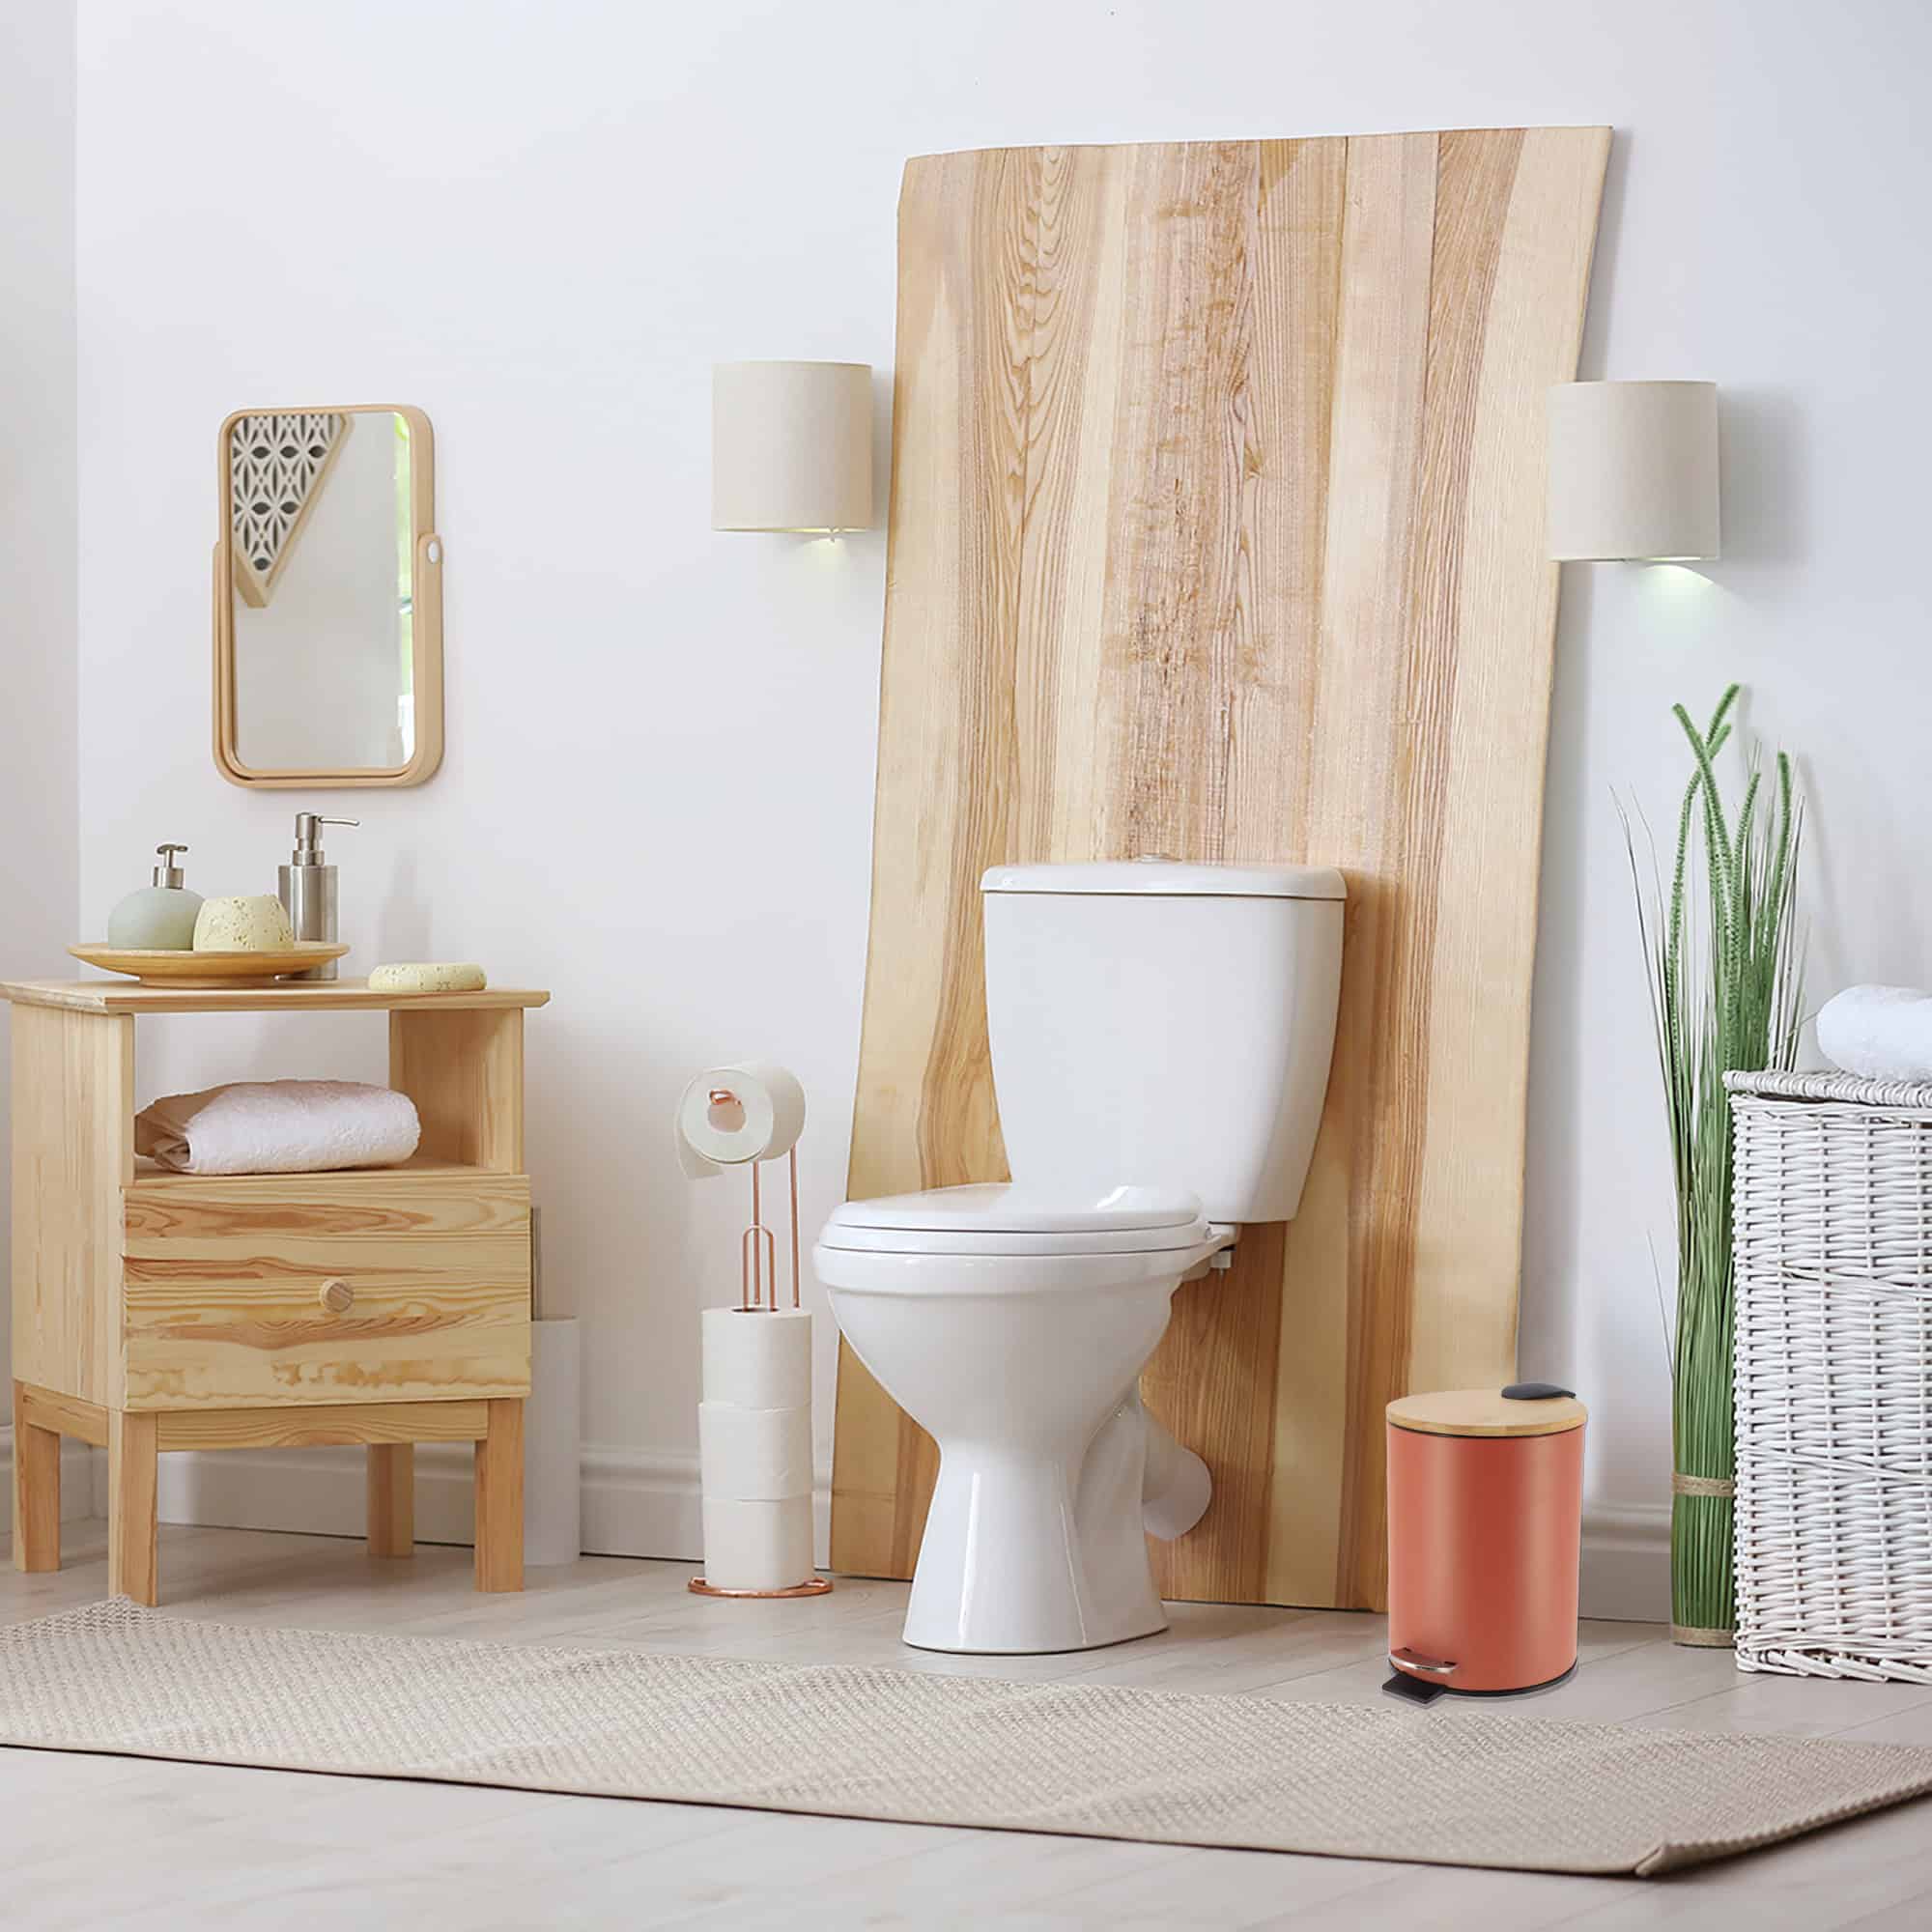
<box><xmin>6</xmin><ymin>1601</ymin><xmax>1932</xmax><ymax>1877</ymax></box>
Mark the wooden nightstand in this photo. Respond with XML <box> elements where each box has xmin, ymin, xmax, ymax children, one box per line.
<box><xmin>4</xmin><ymin>976</ymin><xmax>550</xmax><ymax>1605</ymax></box>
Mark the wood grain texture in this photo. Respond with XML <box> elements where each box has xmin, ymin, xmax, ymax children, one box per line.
<box><xmin>107</xmin><ymin>1407</ymin><xmax>158</xmax><ymax>1605</ymax></box>
<box><xmin>65</xmin><ymin>942</ymin><xmax>348</xmax><ymax>986</ymax></box>
<box><xmin>153</xmin><ymin>1400</ymin><xmax>490</xmax><ymax>1452</ymax></box>
<box><xmin>122</xmin><ymin>1168</ymin><xmax>532</xmax><ymax>1409</ymax></box>
<box><xmin>1386</xmin><ymin>1388</ymin><xmax>1587</xmax><ymax>1437</ymax></box>
<box><xmin>10</xmin><ymin>1005</ymin><xmax>134</xmax><ymax>1406</ymax></box>
<box><xmin>11</xmin><ymin>1381</ymin><xmax>62</xmax><ymax>1572</ymax></box>
<box><xmin>832</xmin><ymin>130</ymin><xmax>1609</xmax><ymax>1611</ymax></box>
<box><xmin>474</xmin><ymin>1398</ymin><xmax>525</xmax><ymax>1593</ymax></box>
<box><xmin>17</xmin><ymin>1379</ymin><xmax>111</xmax><ymax>1447</ymax></box>
<box><xmin>390</xmin><ymin>1009</ymin><xmax>526</xmax><ymax>1171</ymax></box>
<box><xmin>367</xmin><ymin>1442</ymin><xmax>415</xmax><ymax>1555</ymax></box>
<box><xmin>0</xmin><ymin>979</ymin><xmax>549</xmax><ymax>1016</ymax></box>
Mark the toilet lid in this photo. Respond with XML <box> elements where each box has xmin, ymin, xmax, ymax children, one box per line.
<box><xmin>818</xmin><ymin>1182</ymin><xmax>1213</xmax><ymax>1256</ymax></box>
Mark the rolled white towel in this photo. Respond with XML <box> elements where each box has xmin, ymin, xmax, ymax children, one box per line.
<box><xmin>1816</xmin><ymin>985</ymin><xmax>1932</xmax><ymax>1084</ymax></box>
<box><xmin>135</xmin><ymin>1079</ymin><xmax>421</xmax><ymax>1175</ymax></box>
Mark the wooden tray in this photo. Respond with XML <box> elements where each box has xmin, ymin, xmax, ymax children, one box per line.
<box><xmin>70</xmin><ymin>942</ymin><xmax>349</xmax><ymax>987</ymax></box>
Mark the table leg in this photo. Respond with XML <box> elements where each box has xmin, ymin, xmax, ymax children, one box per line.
<box><xmin>12</xmin><ymin>1381</ymin><xmax>61</xmax><ymax>1574</ymax></box>
<box><xmin>368</xmin><ymin>1443</ymin><xmax>415</xmax><ymax>1557</ymax></box>
<box><xmin>474</xmin><ymin>1398</ymin><xmax>524</xmax><ymax>1593</ymax></box>
<box><xmin>107</xmin><ymin>1410</ymin><xmax>158</xmax><ymax>1605</ymax></box>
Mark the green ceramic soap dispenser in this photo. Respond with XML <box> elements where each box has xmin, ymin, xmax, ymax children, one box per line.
<box><xmin>106</xmin><ymin>843</ymin><xmax>204</xmax><ymax>949</ymax></box>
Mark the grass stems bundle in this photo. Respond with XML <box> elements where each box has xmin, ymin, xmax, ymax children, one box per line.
<box><xmin>1625</xmin><ymin>686</ymin><xmax>1804</xmax><ymax>1645</ymax></box>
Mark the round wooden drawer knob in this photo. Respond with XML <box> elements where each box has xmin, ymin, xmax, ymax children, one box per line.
<box><xmin>318</xmin><ymin>1278</ymin><xmax>355</xmax><ymax>1315</ymax></box>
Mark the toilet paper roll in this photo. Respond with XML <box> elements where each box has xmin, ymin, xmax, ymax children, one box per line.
<box><xmin>702</xmin><ymin>1306</ymin><xmax>812</xmax><ymax>1409</ymax></box>
<box><xmin>524</xmin><ymin>1318</ymin><xmax>582</xmax><ymax>1569</ymax></box>
<box><xmin>675</xmin><ymin>1062</ymin><xmax>807</xmax><ymax>1178</ymax></box>
<box><xmin>701</xmin><ymin>1493</ymin><xmax>815</xmax><ymax>1593</ymax></box>
<box><xmin>699</xmin><ymin>1401</ymin><xmax>813</xmax><ymax>1501</ymax></box>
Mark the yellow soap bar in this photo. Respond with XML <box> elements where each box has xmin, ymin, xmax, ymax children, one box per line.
<box><xmin>369</xmin><ymin>962</ymin><xmax>488</xmax><ymax>993</ymax></box>
<box><xmin>193</xmin><ymin>895</ymin><xmax>295</xmax><ymax>951</ymax></box>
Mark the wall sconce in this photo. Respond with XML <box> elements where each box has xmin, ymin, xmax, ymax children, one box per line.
<box><xmin>1547</xmin><ymin>380</ymin><xmax>1719</xmax><ymax>562</ymax></box>
<box><xmin>712</xmin><ymin>360</ymin><xmax>873</xmax><ymax>535</ymax></box>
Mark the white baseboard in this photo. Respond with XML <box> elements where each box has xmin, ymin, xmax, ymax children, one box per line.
<box><xmin>151</xmin><ymin>1442</ymin><xmax>833</xmax><ymax>1570</ymax></box>
<box><xmin>6</xmin><ymin>1422</ymin><xmax>1670</xmax><ymax>1621</ymax></box>
<box><xmin>0</xmin><ymin>1426</ymin><xmax>107</xmax><ymax>1533</ymax></box>
<box><xmin>1580</xmin><ymin>1502</ymin><xmax>1671</xmax><ymax>1623</ymax></box>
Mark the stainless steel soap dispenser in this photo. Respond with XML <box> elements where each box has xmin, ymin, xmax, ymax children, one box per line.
<box><xmin>278</xmin><ymin>812</ymin><xmax>358</xmax><ymax>980</ymax></box>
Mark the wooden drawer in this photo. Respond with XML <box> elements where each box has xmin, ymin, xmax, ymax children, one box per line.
<box><xmin>121</xmin><ymin>1162</ymin><xmax>531</xmax><ymax>1410</ymax></box>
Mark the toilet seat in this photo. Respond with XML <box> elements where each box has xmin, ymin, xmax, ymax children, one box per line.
<box><xmin>813</xmin><ymin>1184</ymin><xmax>1219</xmax><ymax>1651</ymax></box>
<box><xmin>819</xmin><ymin>1181</ymin><xmax>1211</xmax><ymax>1257</ymax></box>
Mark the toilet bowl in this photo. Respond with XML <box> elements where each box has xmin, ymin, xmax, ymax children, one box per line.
<box><xmin>815</xmin><ymin>1182</ymin><xmax>1226</xmax><ymax>1654</ymax></box>
<box><xmin>822</xmin><ymin>858</ymin><xmax>1347</xmax><ymax>1655</ymax></box>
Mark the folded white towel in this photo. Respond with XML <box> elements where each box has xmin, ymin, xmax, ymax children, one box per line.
<box><xmin>1816</xmin><ymin>985</ymin><xmax>1932</xmax><ymax>1084</ymax></box>
<box><xmin>135</xmin><ymin>1079</ymin><xmax>421</xmax><ymax>1175</ymax></box>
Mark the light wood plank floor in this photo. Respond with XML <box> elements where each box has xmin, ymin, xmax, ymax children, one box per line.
<box><xmin>6</xmin><ymin>1523</ymin><xmax>1932</xmax><ymax>1928</ymax></box>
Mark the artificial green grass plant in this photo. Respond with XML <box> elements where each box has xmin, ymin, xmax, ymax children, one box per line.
<box><xmin>1625</xmin><ymin>685</ymin><xmax>1804</xmax><ymax>1643</ymax></box>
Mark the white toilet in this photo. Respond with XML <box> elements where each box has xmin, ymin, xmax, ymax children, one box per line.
<box><xmin>814</xmin><ymin>859</ymin><xmax>1345</xmax><ymax>1654</ymax></box>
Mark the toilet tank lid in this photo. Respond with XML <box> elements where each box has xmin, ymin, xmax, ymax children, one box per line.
<box><xmin>980</xmin><ymin>860</ymin><xmax>1346</xmax><ymax>900</ymax></box>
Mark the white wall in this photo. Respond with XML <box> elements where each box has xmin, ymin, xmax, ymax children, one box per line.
<box><xmin>68</xmin><ymin>0</ymin><xmax>1932</xmax><ymax>1611</ymax></box>
<box><xmin>0</xmin><ymin>0</ymin><xmax>80</xmax><ymax>1397</ymax></box>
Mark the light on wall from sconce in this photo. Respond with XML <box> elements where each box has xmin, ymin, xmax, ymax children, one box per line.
<box><xmin>712</xmin><ymin>360</ymin><xmax>873</xmax><ymax>534</ymax></box>
<box><xmin>1547</xmin><ymin>380</ymin><xmax>1719</xmax><ymax>562</ymax></box>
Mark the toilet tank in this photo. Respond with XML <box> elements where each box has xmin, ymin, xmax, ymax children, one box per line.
<box><xmin>980</xmin><ymin>860</ymin><xmax>1346</xmax><ymax>1224</ymax></box>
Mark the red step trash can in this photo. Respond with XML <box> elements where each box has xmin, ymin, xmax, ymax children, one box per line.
<box><xmin>1384</xmin><ymin>1384</ymin><xmax>1587</xmax><ymax>1705</ymax></box>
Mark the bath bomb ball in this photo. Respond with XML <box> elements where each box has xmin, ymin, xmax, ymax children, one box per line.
<box><xmin>193</xmin><ymin>895</ymin><xmax>295</xmax><ymax>952</ymax></box>
<box><xmin>368</xmin><ymin>962</ymin><xmax>488</xmax><ymax>993</ymax></box>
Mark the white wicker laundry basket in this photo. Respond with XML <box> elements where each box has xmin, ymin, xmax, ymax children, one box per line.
<box><xmin>1728</xmin><ymin>1068</ymin><xmax>1932</xmax><ymax>1682</ymax></box>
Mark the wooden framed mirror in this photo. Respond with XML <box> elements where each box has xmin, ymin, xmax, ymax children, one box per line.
<box><xmin>213</xmin><ymin>404</ymin><xmax>443</xmax><ymax>787</ymax></box>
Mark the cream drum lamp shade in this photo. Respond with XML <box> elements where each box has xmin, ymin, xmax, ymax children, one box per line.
<box><xmin>1547</xmin><ymin>381</ymin><xmax>1719</xmax><ymax>561</ymax></box>
<box><xmin>712</xmin><ymin>360</ymin><xmax>873</xmax><ymax>532</ymax></box>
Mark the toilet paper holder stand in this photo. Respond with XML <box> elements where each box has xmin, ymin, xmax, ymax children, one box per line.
<box><xmin>728</xmin><ymin>1089</ymin><xmax>801</xmax><ymax>1314</ymax></box>
<box><xmin>687</xmin><ymin>1078</ymin><xmax>833</xmax><ymax>1602</ymax></box>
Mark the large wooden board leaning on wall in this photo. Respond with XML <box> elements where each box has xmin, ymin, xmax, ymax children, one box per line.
<box><xmin>831</xmin><ymin>129</ymin><xmax>1611</xmax><ymax>1611</ymax></box>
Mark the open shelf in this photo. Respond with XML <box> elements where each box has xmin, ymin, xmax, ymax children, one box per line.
<box><xmin>128</xmin><ymin>1149</ymin><xmax>512</xmax><ymax>1187</ymax></box>
<box><xmin>0</xmin><ymin>977</ymin><xmax>549</xmax><ymax>1016</ymax></box>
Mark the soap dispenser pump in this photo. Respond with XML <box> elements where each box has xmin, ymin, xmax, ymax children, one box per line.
<box><xmin>278</xmin><ymin>813</ymin><xmax>357</xmax><ymax>980</ymax></box>
<box><xmin>107</xmin><ymin>843</ymin><xmax>204</xmax><ymax>950</ymax></box>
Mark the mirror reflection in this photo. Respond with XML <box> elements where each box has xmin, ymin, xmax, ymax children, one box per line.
<box><xmin>226</xmin><ymin>409</ymin><xmax>418</xmax><ymax>773</ymax></box>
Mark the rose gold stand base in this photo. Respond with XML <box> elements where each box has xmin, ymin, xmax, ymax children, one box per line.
<box><xmin>688</xmin><ymin>1575</ymin><xmax>835</xmax><ymax>1600</ymax></box>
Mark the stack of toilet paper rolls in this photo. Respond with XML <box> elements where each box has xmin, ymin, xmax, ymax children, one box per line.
<box><xmin>698</xmin><ymin>1306</ymin><xmax>814</xmax><ymax>1590</ymax></box>
<box><xmin>676</xmin><ymin>1060</ymin><xmax>818</xmax><ymax>1593</ymax></box>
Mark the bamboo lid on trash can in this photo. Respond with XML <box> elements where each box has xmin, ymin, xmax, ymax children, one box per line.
<box><xmin>1387</xmin><ymin>1386</ymin><xmax>1588</xmax><ymax>1438</ymax></box>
